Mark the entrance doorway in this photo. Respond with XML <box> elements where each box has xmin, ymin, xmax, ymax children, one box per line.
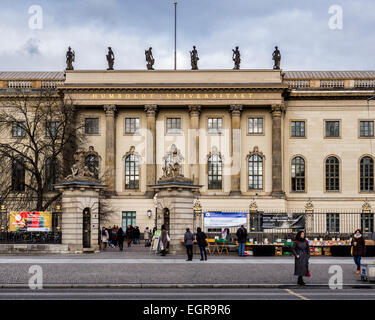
<box><xmin>163</xmin><ymin>208</ymin><xmax>170</xmax><ymax>233</ymax></box>
<box><xmin>83</xmin><ymin>208</ymin><xmax>91</xmax><ymax>248</ymax></box>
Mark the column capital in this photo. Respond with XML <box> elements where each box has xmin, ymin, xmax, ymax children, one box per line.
<box><xmin>103</xmin><ymin>104</ymin><xmax>117</xmax><ymax>116</ymax></box>
<box><xmin>271</xmin><ymin>104</ymin><xmax>285</xmax><ymax>117</ymax></box>
<box><xmin>229</xmin><ymin>104</ymin><xmax>243</xmax><ymax>116</ymax></box>
<box><xmin>188</xmin><ymin>105</ymin><xmax>201</xmax><ymax>117</ymax></box>
<box><xmin>144</xmin><ymin>104</ymin><xmax>158</xmax><ymax>117</ymax></box>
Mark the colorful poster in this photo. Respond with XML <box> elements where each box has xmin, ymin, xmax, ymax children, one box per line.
<box><xmin>9</xmin><ymin>211</ymin><xmax>52</xmax><ymax>232</ymax></box>
<box><xmin>204</xmin><ymin>212</ymin><xmax>247</xmax><ymax>228</ymax></box>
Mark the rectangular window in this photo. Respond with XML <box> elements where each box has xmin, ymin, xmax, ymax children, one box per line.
<box><xmin>361</xmin><ymin>213</ymin><xmax>374</xmax><ymax>233</ymax></box>
<box><xmin>122</xmin><ymin>211</ymin><xmax>136</xmax><ymax>229</ymax></box>
<box><xmin>125</xmin><ymin>118</ymin><xmax>140</xmax><ymax>134</ymax></box>
<box><xmin>45</xmin><ymin>121</ymin><xmax>60</xmax><ymax>138</ymax></box>
<box><xmin>248</xmin><ymin>118</ymin><xmax>263</xmax><ymax>134</ymax></box>
<box><xmin>360</xmin><ymin>121</ymin><xmax>374</xmax><ymax>137</ymax></box>
<box><xmin>208</xmin><ymin>118</ymin><xmax>222</xmax><ymax>134</ymax></box>
<box><xmin>325</xmin><ymin>121</ymin><xmax>340</xmax><ymax>137</ymax></box>
<box><xmin>326</xmin><ymin>213</ymin><xmax>340</xmax><ymax>233</ymax></box>
<box><xmin>166</xmin><ymin>118</ymin><xmax>181</xmax><ymax>134</ymax></box>
<box><xmin>12</xmin><ymin>121</ymin><xmax>26</xmax><ymax>137</ymax></box>
<box><xmin>84</xmin><ymin>118</ymin><xmax>99</xmax><ymax>135</ymax></box>
<box><xmin>291</xmin><ymin>121</ymin><xmax>305</xmax><ymax>137</ymax></box>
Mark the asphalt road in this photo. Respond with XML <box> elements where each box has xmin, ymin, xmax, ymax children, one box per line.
<box><xmin>0</xmin><ymin>288</ymin><xmax>374</xmax><ymax>300</ymax></box>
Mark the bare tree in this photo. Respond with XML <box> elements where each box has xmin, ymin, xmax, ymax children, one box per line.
<box><xmin>0</xmin><ymin>90</ymin><xmax>84</xmax><ymax>211</ymax></box>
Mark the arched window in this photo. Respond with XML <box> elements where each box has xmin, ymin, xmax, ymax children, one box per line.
<box><xmin>12</xmin><ymin>158</ymin><xmax>25</xmax><ymax>191</ymax></box>
<box><xmin>208</xmin><ymin>154</ymin><xmax>222</xmax><ymax>189</ymax></box>
<box><xmin>325</xmin><ymin>156</ymin><xmax>340</xmax><ymax>191</ymax></box>
<box><xmin>360</xmin><ymin>156</ymin><xmax>374</xmax><ymax>192</ymax></box>
<box><xmin>248</xmin><ymin>155</ymin><xmax>263</xmax><ymax>190</ymax></box>
<box><xmin>45</xmin><ymin>157</ymin><xmax>59</xmax><ymax>191</ymax></box>
<box><xmin>125</xmin><ymin>154</ymin><xmax>139</xmax><ymax>189</ymax></box>
<box><xmin>85</xmin><ymin>154</ymin><xmax>99</xmax><ymax>179</ymax></box>
<box><xmin>291</xmin><ymin>156</ymin><xmax>305</xmax><ymax>192</ymax></box>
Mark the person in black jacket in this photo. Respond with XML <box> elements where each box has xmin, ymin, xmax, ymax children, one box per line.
<box><xmin>117</xmin><ymin>227</ymin><xmax>125</xmax><ymax>251</ymax></box>
<box><xmin>352</xmin><ymin>229</ymin><xmax>366</xmax><ymax>274</ymax></box>
<box><xmin>134</xmin><ymin>226</ymin><xmax>140</xmax><ymax>244</ymax></box>
<box><xmin>236</xmin><ymin>225</ymin><xmax>248</xmax><ymax>257</ymax></box>
<box><xmin>126</xmin><ymin>225</ymin><xmax>134</xmax><ymax>247</ymax></box>
<box><xmin>196</xmin><ymin>227</ymin><xmax>208</xmax><ymax>261</ymax></box>
<box><xmin>292</xmin><ymin>231</ymin><xmax>310</xmax><ymax>286</ymax></box>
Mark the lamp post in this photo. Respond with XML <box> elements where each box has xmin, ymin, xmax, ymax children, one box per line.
<box><xmin>153</xmin><ymin>193</ymin><xmax>158</xmax><ymax>230</ymax></box>
<box><xmin>193</xmin><ymin>198</ymin><xmax>203</xmax><ymax>232</ymax></box>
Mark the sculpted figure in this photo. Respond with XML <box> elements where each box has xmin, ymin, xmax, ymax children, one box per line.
<box><xmin>232</xmin><ymin>46</ymin><xmax>241</xmax><ymax>70</ymax></box>
<box><xmin>272</xmin><ymin>46</ymin><xmax>281</xmax><ymax>70</ymax></box>
<box><xmin>145</xmin><ymin>47</ymin><xmax>155</xmax><ymax>70</ymax></box>
<box><xmin>66</xmin><ymin>46</ymin><xmax>75</xmax><ymax>70</ymax></box>
<box><xmin>106</xmin><ymin>47</ymin><xmax>115</xmax><ymax>70</ymax></box>
<box><xmin>190</xmin><ymin>46</ymin><xmax>199</xmax><ymax>70</ymax></box>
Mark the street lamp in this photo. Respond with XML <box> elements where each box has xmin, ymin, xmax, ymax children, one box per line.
<box><xmin>147</xmin><ymin>210</ymin><xmax>152</xmax><ymax>218</ymax></box>
<box><xmin>153</xmin><ymin>193</ymin><xmax>158</xmax><ymax>230</ymax></box>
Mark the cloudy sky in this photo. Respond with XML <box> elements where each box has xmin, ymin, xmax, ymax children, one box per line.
<box><xmin>0</xmin><ymin>0</ymin><xmax>374</xmax><ymax>71</ymax></box>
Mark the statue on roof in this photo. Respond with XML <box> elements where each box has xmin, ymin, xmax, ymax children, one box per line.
<box><xmin>145</xmin><ymin>47</ymin><xmax>155</xmax><ymax>70</ymax></box>
<box><xmin>272</xmin><ymin>46</ymin><xmax>281</xmax><ymax>70</ymax></box>
<box><xmin>106</xmin><ymin>47</ymin><xmax>115</xmax><ymax>70</ymax></box>
<box><xmin>232</xmin><ymin>46</ymin><xmax>241</xmax><ymax>70</ymax></box>
<box><xmin>66</xmin><ymin>46</ymin><xmax>75</xmax><ymax>71</ymax></box>
<box><xmin>190</xmin><ymin>46</ymin><xmax>199</xmax><ymax>70</ymax></box>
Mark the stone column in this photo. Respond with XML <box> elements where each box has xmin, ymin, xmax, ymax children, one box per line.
<box><xmin>229</xmin><ymin>105</ymin><xmax>242</xmax><ymax>194</ymax></box>
<box><xmin>271</xmin><ymin>104</ymin><xmax>285</xmax><ymax>196</ymax></box>
<box><xmin>103</xmin><ymin>104</ymin><xmax>117</xmax><ymax>193</ymax></box>
<box><xmin>145</xmin><ymin>105</ymin><xmax>158</xmax><ymax>193</ymax></box>
<box><xmin>188</xmin><ymin>105</ymin><xmax>201</xmax><ymax>185</ymax></box>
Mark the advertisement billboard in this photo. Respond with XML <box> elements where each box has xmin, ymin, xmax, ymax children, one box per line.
<box><xmin>261</xmin><ymin>213</ymin><xmax>305</xmax><ymax>230</ymax></box>
<box><xmin>9</xmin><ymin>211</ymin><xmax>52</xmax><ymax>232</ymax></box>
<box><xmin>204</xmin><ymin>211</ymin><xmax>247</xmax><ymax>228</ymax></box>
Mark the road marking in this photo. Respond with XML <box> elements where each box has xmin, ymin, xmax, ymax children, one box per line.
<box><xmin>285</xmin><ymin>289</ymin><xmax>310</xmax><ymax>300</ymax></box>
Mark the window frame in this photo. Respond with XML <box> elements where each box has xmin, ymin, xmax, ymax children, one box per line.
<box><xmin>45</xmin><ymin>157</ymin><xmax>59</xmax><ymax>191</ymax></box>
<box><xmin>11</xmin><ymin>158</ymin><xmax>25</xmax><ymax>192</ymax></box>
<box><xmin>207</xmin><ymin>117</ymin><xmax>223</xmax><ymax>135</ymax></box>
<box><xmin>359</xmin><ymin>120</ymin><xmax>375</xmax><ymax>138</ymax></box>
<box><xmin>11</xmin><ymin>121</ymin><xmax>26</xmax><ymax>138</ymax></box>
<box><xmin>207</xmin><ymin>153</ymin><xmax>223</xmax><ymax>190</ymax></box>
<box><xmin>165</xmin><ymin>117</ymin><xmax>182</xmax><ymax>135</ymax></box>
<box><xmin>291</xmin><ymin>156</ymin><xmax>306</xmax><ymax>193</ymax></box>
<box><xmin>45</xmin><ymin>121</ymin><xmax>60</xmax><ymax>139</ymax></box>
<box><xmin>325</xmin><ymin>155</ymin><xmax>340</xmax><ymax>192</ymax></box>
<box><xmin>84</xmin><ymin>118</ymin><xmax>100</xmax><ymax>135</ymax></box>
<box><xmin>248</xmin><ymin>154</ymin><xmax>264</xmax><ymax>191</ymax></box>
<box><xmin>124</xmin><ymin>154</ymin><xmax>140</xmax><ymax>190</ymax></box>
<box><xmin>359</xmin><ymin>155</ymin><xmax>374</xmax><ymax>193</ymax></box>
<box><xmin>324</xmin><ymin>120</ymin><xmax>341</xmax><ymax>139</ymax></box>
<box><xmin>247</xmin><ymin>117</ymin><xmax>264</xmax><ymax>135</ymax></box>
<box><xmin>290</xmin><ymin>120</ymin><xmax>306</xmax><ymax>138</ymax></box>
<box><xmin>124</xmin><ymin>117</ymin><xmax>140</xmax><ymax>135</ymax></box>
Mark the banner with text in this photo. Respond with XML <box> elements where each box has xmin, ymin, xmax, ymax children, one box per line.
<box><xmin>9</xmin><ymin>211</ymin><xmax>52</xmax><ymax>232</ymax></box>
<box><xmin>204</xmin><ymin>212</ymin><xmax>247</xmax><ymax>228</ymax></box>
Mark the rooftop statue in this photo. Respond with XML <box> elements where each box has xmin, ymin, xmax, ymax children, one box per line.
<box><xmin>66</xmin><ymin>46</ymin><xmax>75</xmax><ymax>71</ymax></box>
<box><xmin>145</xmin><ymin>47</ymin><xmax>155</xmax><ymax>70</ymax></box>
<box><xmin>272</xmin><ymin>46</ymin><xmax>281</xmax><ymax>70</ymax></box>
<box><xmin>106</xmin><ymin>47</ymin><xmax>115</xmax><ymax>70</ymax></box>
<box><xmin>232</xmin><ymin>46</ymin><xmax>241</xmax><ymax>70</ymax></box>
<box><xmin>190</xmin><ymin>46</ymin><xmax>199</xmax><ymax>70</ymax></box>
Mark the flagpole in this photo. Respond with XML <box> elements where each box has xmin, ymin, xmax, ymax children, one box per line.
<box><xmin>174</xmin><ymin>2</ymin><xmax>177</xmax><ymax>70</ymax></box>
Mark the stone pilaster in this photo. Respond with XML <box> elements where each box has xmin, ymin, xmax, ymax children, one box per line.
<box><xmin>271</xmin><ymin>104</ymin><xmax>285</xmax><ymax>196</ymax></box>
<box><xmin>103</xmin><ymin>104</ymin><xmax>117</xmax><ymax>193</ymax></box>
<box><xmin>188</xmin><ymin>105</ymin><xmax>201</xmax><ymax>185</ymax></box>
<box><xmin>144</xmin><ymin>105</ymin><xmax>158</xmax><ymax>193</ymax></box>
<box><xmin>229</xmin><ymin>104</ymin><xmax>242</xmax><ymax>194</ymax></box>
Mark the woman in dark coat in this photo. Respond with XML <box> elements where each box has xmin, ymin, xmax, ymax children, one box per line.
<box><xmin>352</xmin><ymin>229</ymin><xmax>366</xmax><ymax>274</ymax></box>
<box><xmin>126</xmin><ymin>225</ymin><xmax>134</xmax><ymax>247</ymax></box>
<box><xmin>292</xmin><ymin>231</ymin><xmax>310</xmax><ymax>286</ymax></box>
<box><xmin>196</xmin><ymin>227</ymin><xmax>208</xmax><ymax>261</ymax></box>
<box><xmin>160</xmin><ymin>224</ymin><xmax>168</xmax><ymax>256</ymax></box>
<box><xmin>117</xmin><ymin>227</ymin><xmax>125</xmax><ymax>251</ymax></box>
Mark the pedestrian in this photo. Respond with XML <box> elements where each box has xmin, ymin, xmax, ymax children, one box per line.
<box><xmin>107</xmin><ymin>226</ymin><xmax>112</xmax><ymax>247</ymax></box>
<box><xmin>100</xmin><ymin>227</ymin><xmax>109</xmax><ymax>250</ymax></box>
<box><xmin>236</xmin><ymin>225</ymin><xmax>247</xmax><ymax>257</ymax></box>
<box><xmin>144</xmin><ymin>227</ymin><xmax>151</xmax><ymax>247</ymax></box>
<box><xmin>351</xmin><ymin>229</ymin><xmax>366</xmax><ymax>274</ymax></box>
<box><xmin>196</xmin><ymin>227</ymin><xmax>208</xmax><ymax>261</ymax></box>
<box><xmin>111</xmin><ymin>226</ymin><xmax>118</xmax><ymax>248</ymax></box>
<box><xmin>117</xmin><ymin>227</ymin><xmax>125</xmax><ymax>251</ymax></box>
<box><xmin>160</xmin><ymin>224</ymin><xmax>168</xmax><ymax>256</ymax></box>
<box><xmin>126</xmin><ymin>225</ymin><xmax>134</xmax><ymax>247</ymax></box>
<box><xmin>184</xmin><ymin>228</ymin><xmax>194</xmax><ymax>261</ymax></box>
<box><xmin>292</xmin><ymin>231</ymin><xmax>310</xmax><ymax>286</ymax></box>
<box><xmin>134</xmin><ymin>226</ymin><xmax>140</xmax><ymax>244</ymax></box>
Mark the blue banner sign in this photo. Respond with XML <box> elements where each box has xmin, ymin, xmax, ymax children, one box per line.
<box><xmin>204</xmin><ymin>211</ymin><xmax>247</xmax><ymax>228</ymax></box>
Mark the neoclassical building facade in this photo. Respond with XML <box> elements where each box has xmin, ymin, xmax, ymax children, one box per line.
<box><xmin>1</xmin><ymin>69</ymin><xmax>375</xmax><ymax>233</ymax></box>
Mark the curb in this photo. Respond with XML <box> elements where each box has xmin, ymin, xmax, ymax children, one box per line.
<box><xmin>0</xmin><ymin>283</ymin><xmax>374</xmax><ymax>289</ymax></box>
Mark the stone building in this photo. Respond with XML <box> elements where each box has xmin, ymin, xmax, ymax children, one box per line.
<box><xmin>1</xmin><ymin>69</ymin><xmax>375</xmax><ymax>235</ymax></box>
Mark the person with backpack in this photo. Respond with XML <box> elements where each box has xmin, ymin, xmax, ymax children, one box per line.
<box><xmin>351</xmin><ymin>229</ymin><xmax>366</xmax><ymax>274</ymax></box>
<box><xmin>236</xmin><ymin>225</ymin><xmax>248</xmax><ymax>257</ymax></box>
<box><xmin>117</xmin><ymin>227</ymin><xmax>125</xmax><ymax>251</ymax></box>
<box><xmin>292</xmin><ymin>231</ymin><xmax>310</xmax><ymax>286</ymax></box>
<box><xmin>196</xmin><ymin>227</ymin><xmax>208</xmax><ymax>261</ymax></box>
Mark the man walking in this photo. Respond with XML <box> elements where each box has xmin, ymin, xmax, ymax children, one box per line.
<box><xmin>236</xmin><ymin>225</ymin><xmax>248</xmax><ymax>257</ymax></box>
<box><xmin>184</xmin><ymin>228</ymin><xmax>194</xmax><ymax>261</ymax></box>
